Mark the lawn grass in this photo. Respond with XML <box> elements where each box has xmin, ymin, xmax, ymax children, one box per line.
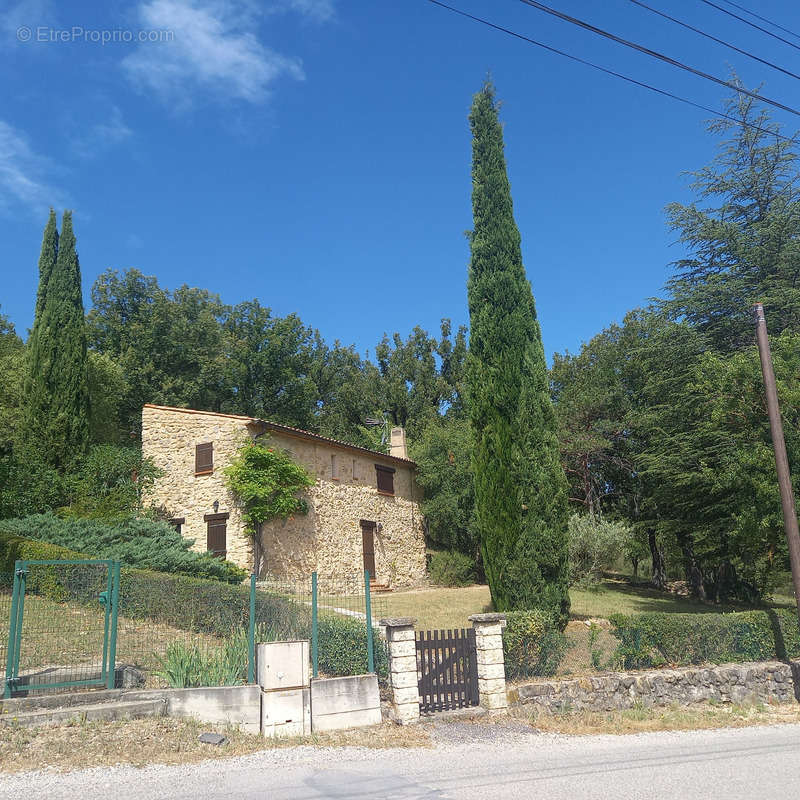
<box><xmin>383</xmin><ymin>578</ymin><xmax>735</xmax><ymax>631</ymax></box>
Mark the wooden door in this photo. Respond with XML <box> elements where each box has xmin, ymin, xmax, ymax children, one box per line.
<box><xmin>360</xmin><ymin>520</ymin><xmax>376</xmax><ymax>579</ymax></box>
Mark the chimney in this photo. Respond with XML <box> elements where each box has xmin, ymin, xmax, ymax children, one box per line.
<box><xmin>390</xmin><ymin>427</ymin><xmax>407</xmax><ymax>459</ymax></box>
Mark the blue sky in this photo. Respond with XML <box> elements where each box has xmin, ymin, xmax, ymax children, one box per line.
<box><xmin>1</xmin><ymin>0</ymin><xmax>799</xmax><ymax>360</ymax></box>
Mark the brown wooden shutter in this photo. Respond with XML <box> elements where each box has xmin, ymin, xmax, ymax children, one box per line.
<box><xmin>195</xmin><ymin>442</ymin><xmax>213</xmax><ymax>474</ymax></box>
<box><xmin>375</xmin><ymin>465</ymin><xmax>395</xmax><ymax>495</ymax></box>
<box><xmin>204</xmin><ymin>512</ymin><xmax>229</xmax><ymax>558</ymax></box>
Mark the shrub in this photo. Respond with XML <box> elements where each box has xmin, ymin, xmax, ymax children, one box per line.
<box><xmin>610</xmin><ymin>610</ymin><xmax>800</xmax><ymax>669</ymax></box>
<box><xmin>428</xmin><ymin>550</ymin><xmax>476</xmax><ymax>587</ymax></box>
<box><xmin>567</xmin><ymin>513</ymin><xmax>631</xmax><ymax>586</ymax></box>
<box><xmin>0</xmin><ymin>514</ymin><xmax>247</xmax><ymax>584</ymax></box>
<box><xmin>502</xmin><ymin>610</ymin><xmax>567</xmax><ymax>679</ymax></box>
<box><xmin>316</xmin><ymin>614</ymin><xmax>388</xmax><ymax>678</ymax></box>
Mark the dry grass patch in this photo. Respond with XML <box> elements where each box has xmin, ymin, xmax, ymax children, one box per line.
<box><xmin>0</xmin><ymin>717</ymin><xmax>431</xmax><ymax>774</ymax></box>
<box><xmin>507</xmin><ymin>701</ymin><xmax>800</xmax><ymax>735</ymax></box>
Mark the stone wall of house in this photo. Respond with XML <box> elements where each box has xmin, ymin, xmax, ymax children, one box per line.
<box><xmin>511</xmin><ymin>661</ymin><xmax>798</xmax><ymax>713</ymax></box>
<box><xmin>141</xmin><ymin>405</ymin><xmax>426</xmax><ymax>586</ymax></box>
<box><xmin>141</xmin><ymin>405</ymin><xmax>253</xmax><ymax>569</ymax></box>
<box><xmin>260</xmin><ymin>480</ymin><xmax>426</xmax><ymax>587</ymax></box>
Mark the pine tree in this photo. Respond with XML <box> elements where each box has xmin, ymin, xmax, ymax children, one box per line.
<box><xmin>467</xmin><ymin>82</ymin><xmax>570</xmax><ymax>625</ymax></box>
<box><xmin>25</xmin><ymin>210</ymin><xmax>90</xmax><ymax>467</ymax></box>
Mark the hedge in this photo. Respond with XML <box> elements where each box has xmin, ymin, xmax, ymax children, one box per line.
<box><xmin>610</xmin><ymin>610</ymin><xmax>800</xmax><ymax>669</ymax></box>
<box><xmin>316</xmin><ymin>615</ymin><xmax>388</xmax><ymax>678</ymax></box>
<box><xmin>502</xmin><ymin>610</ymin><xmax>567</xmax><ymax>679</ymax></box>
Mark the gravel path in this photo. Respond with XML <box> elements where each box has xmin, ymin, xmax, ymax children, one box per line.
<box><xmin>2</xmin><ymin>722</ymin><xmax>800</xmax><ymax>799</ymax></box>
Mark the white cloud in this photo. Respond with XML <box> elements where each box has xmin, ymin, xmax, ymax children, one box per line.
<box><xmin>0</xmin><ymin>121</ymin><xmax>65</xmax><ymax>216</ymax></box>
<box><xmin>72</xmin><ymin>107</ymin><xmax>133</xmax><ymax>159</ymax></box>
<box><xmin>122</xmin><ymin>0</ymin><xmax>305</xmax><ymax>106</ymax></box>
<box><xmin>1</xmin><ymin>0</ymin><xmax>54</xmax><ymax>36</ymax></box>
<box><xmin>283</xmin><ymin>0</ymin><xmax>334</xmax><ymax>22</ymax></box>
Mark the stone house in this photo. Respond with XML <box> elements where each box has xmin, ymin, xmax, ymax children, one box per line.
<box><xmin>141</xmin><ymin>404</ymin><xmax>427</xmax><ymax>588</ymax></box>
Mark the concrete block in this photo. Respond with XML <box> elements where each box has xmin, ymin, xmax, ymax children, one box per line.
<box><xmin>392</xmin><ymin>686</ymin><xmax>421</xmax><ymax>705</ymax></box>
<box><xmin>477</xmin><ymin>663</ymin><xmax>506</xmax><ymax>680</ymax></box>
<box><xmin>389</xmin><ymin>655</ymin><xmax>418</xmax><ymax>673</ymax></box>
<box><xmin>261</xmin><ymin>687</ymin><xmax>311</xmax><ymax>738</ymax></box>
<box><xmin>475</xmin><ymin>647</ymin><xmax>505</xmax><ymax>665</ymax></box>
<box><xmin>388</xmin><ymin>628</ymin><xmax>416</xmax><ymax>642</ymax></box>
<box><xmin>311</xmin><ymin>675</ymin><xmax>382</xmax><ymax>732</ymax></box>
<box><xmin>388</xmin><ymin>639</ymin><xmax>417</xmax><ymax>658</ymax></box>
<box><xmin>477</xmin><ymin>678</ymin><xmax>506</xmax><ymax>695</ymax></box>
<box><xmin>165</xmin><ymin>685</ymin><xmax>261</xmax><ymax>734</ymax></box>
<box><xmin>389</xmin><ymin>670</ymin><xmax>419</xmax><ymax>689</ymax></box>
<box><xmin>257</xmin><ymin>641</ymin><xmax>310</xmax><ymax>691</ymax></box>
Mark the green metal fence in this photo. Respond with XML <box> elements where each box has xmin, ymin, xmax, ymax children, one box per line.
<box><xmin>4</xmin><ymin>560</ymin><xmax>120</xmax><ymax>696</ymax></box>
<box><xmin>2</xmin><ymin>562</ymin><xmax>387</xmax><ymax>698</ymax></box>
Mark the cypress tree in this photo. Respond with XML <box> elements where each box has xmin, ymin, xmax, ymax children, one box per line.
<box><xmin>467</xmin><ymin>82</ymin><xmax>570</xmax><ymax>626</ymax></box>
<box><xmin>25</xmin><ymin>210</ymin><xmax>90</xmax><ymax>467</ymax></box>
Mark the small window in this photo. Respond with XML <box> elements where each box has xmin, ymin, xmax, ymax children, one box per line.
<box><xmin>375</xmin><ymin>464</ymin><xmax>395</xmax><ymax>495</ymax></box>
<box><xmin>330</xmin><ymin>453</ymin><xmax>338</xmax><ymax>479</ymax></box>
<box><xmin>195</xmin><ymin>442</ymin><xmax>213</xmax><ymax>474</ymax></box>
<box><xmin>352</xmin><ymin>459</ymin><xmax>358</xmax><ymax>481</ymax></box>
<box><xmin>169</xmin><ymin>517</ymin><xmax>185</xmax><ymax>535</ymax></box>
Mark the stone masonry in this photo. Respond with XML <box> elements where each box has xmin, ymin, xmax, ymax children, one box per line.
<box><xmin>470</xmin><ymin>613</ymin><xmax>508</xmax><ymax>712</ymax></box>
<box><xmin>382</xmin><ymin>618</ymin><xmax>421</xmax><ymax>724</ymax></box>
<box><xmin>141</xmin><ymin>404</ymin><xmax>426</xmax><ymax>586</ymax></box>
<box><xmin>512</xmin><ymin>661</ymin><xmax>799</xmax><ymax>713</ymax></box>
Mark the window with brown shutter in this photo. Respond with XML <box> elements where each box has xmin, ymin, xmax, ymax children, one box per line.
<box><xmin>375</xmin><ymin>465</ymin><xmax>395</xmax><ymax>495</ymax></box>
<box><xmin>204</xmin><ymin>512</ymin><xmax>229</xmax><ymax>558</ymax></box>
<box><xmin>195</xmin><ymin>442</ymin><xmax>213</xmax><ymax>474</ymax></box>
<box><xmin>169</xmin><ymin>517</ymin><xmax>185</xmax><ymax>535</ymax></box>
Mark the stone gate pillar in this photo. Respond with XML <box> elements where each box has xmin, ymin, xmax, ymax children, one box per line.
<box><xmin>469</xmin><ymin>613</ymin><xmax>508</xmax><ymax>712</ymax></box>
<box><xmin>380</xmin><ymin>617</ymin><xmax>420</xmax><ymax>724</ymax></box>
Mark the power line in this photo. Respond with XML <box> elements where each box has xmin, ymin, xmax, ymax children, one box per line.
<box><xmin>424</xmin><ymin>0</ymin><xmax>795</xmax><ymax>143</ymax></box>
<box><xmin>699</xmin><ymin>0</ymin><xmax>800</xmax><ymax>52</ymax></box>
<box><xmin>715</xmin><ymin>0</ymin><xmax>800</xmax><ymax>42</ymax></box>
<box><xmin>516</xmin><ymin>0</ymin><xmax>800</xmax><ymax>117</ymax></box>
<box><xmin>628</xmin><ymin>0</ymin><xmax>800</xmax><ymax>82</ymax></box>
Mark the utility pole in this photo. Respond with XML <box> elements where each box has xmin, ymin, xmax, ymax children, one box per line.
<box><xmin>753</xmin><ymin>302</ymin><xmax>800</xmax><ymax>624</ymax></box>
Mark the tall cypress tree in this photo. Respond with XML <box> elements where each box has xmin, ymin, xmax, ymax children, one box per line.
<box><xmin>24</xmin><ymin>209</ymin><xmax>59</xmax><ymax>442</ymax></box>
<box><xmin>467</xmin><ymin>82</ymin><xmax>570</xmax><ymax>626</ymax></box>
<box><xmin>25</xmin><ymin>210</ymin><xmax>90</xmax><ymax>467</ymax></box>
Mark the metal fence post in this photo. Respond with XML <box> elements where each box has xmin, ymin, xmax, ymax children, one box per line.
<box><xmin>311</xmin><ymin>572</ymin><xmax>318</xmax><ymax>679</ymax></box>
<box><xmin>364</xmin><ymin>569</ymin><xmax>374</xmax><ymax>674</ymax></box>
<box><xmin>248</xmin><ymin>573</ymin><xmax>257</xmax><ymax>685</ymax></box>
<box><xmin>3</xmin><ymin>562</ymin><xmax>23</xmax><ymax>699</ymax></box>
<box><xmin>10</xmin><ymin>561</ymin><xmax>27</xmax><ymax>694</ymax></box>
<box><xmin>106</xmin><ymin>561</ymin><xmax>121</xmax><ymax>689</ymax></box>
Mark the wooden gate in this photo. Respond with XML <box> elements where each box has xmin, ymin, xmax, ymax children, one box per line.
<box><xmin>415</xmin><ymin>628</ymin><xmax>479</xmax><ymax>713</ymax></box>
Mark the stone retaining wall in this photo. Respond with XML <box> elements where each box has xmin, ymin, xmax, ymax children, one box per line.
<box><xmin>512</xmin><ymin>661</ymin><xmax>799</xmax><ymax>713</ymax></box>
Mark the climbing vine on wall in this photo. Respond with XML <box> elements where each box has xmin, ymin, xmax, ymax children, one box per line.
<box><xmin>223</xmin><ymin>438</ymin><xmax>314</xmax><ymax>538</ymax></box>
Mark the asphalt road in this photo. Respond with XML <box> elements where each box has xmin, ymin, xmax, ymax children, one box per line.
<box><xmin>2</xmin><ymin>722</ymin><xmax>800</xmax><ymax>799</ymax></box>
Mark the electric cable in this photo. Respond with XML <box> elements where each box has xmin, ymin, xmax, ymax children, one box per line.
<box><xmin>424</xmin><ymin>0</ymin><xmax>795</xmax><ymax>143</ymax></box>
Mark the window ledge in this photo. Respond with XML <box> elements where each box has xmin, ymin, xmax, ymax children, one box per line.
<box><xmin>377</xmin><ymin>490</ymin><xmax>395</xmax><ymax>497</ymax></box>
<box><xmin>330</xmin><ymin>477</ymin><xmax>340</xmax><ymax>482</ymax></box>
<box><xmin>195</xmin><ymin>470</ymin><xmax>213</xmax><ymax>476</ymax></box>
